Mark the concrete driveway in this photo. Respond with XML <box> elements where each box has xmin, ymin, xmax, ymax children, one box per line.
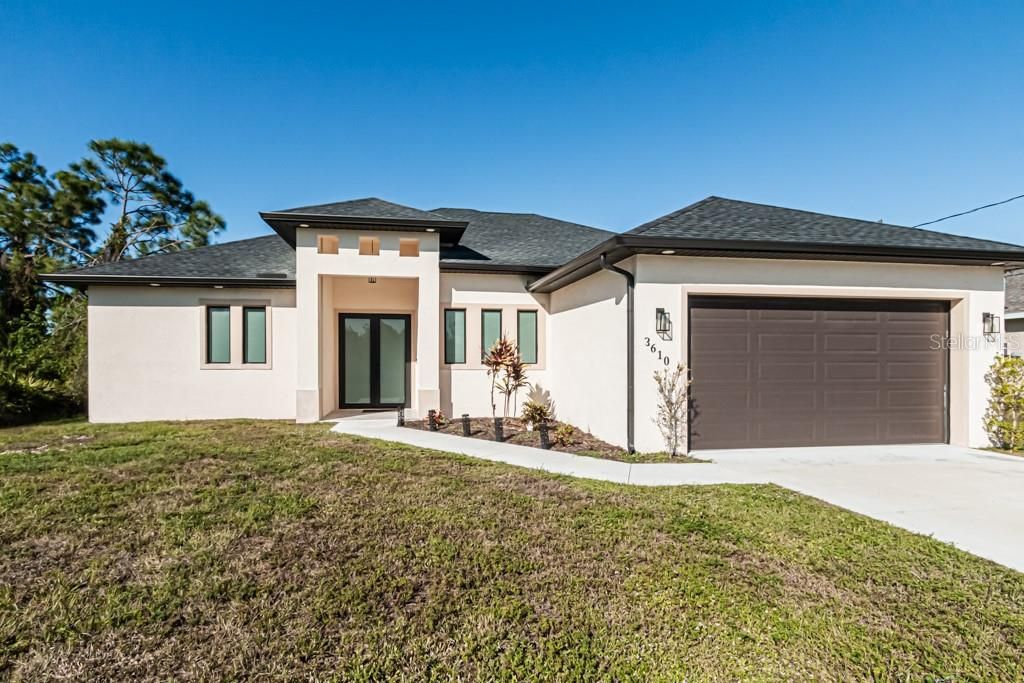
<box><xmin>697</xmin><ymin>444</ymin><xmax>1024</xmax><ymax>572</ymax></box>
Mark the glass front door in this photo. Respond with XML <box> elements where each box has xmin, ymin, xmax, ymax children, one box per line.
<box><xmin>340</xmin><ymin>314</ymin><xmax>410</xmax><ymax>408</ymax></box>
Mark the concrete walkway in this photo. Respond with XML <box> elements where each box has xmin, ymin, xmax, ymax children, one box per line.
<box><xmin>329</xmin><ymin>413</ymin><xmax>1024</xmax><ymax>572</ymax></box>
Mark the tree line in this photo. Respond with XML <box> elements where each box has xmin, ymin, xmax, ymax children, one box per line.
<box><xmin>0</xmin><ymin>139</ymin><xmax>224</xmax><ymax>424</ymax></box>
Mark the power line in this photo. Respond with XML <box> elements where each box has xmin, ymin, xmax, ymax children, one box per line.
<box><xmin>913</xmin><ymin>192</ymin><xmax>1024</xmax><ymax>228</ymax></box>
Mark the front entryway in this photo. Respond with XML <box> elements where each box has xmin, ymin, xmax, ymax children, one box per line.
<box><xmin>339</xmin><ymin>313</ymin><xmax>411</xmax><ymax>409</ymax></box>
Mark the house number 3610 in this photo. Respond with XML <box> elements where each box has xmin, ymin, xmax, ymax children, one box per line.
<box><xmin>643</xmin><ymin>337</ymin><xmax>671</xmax><ymax>366</ymax></box>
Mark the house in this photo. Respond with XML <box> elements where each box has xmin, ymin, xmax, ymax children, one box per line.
<box><xmin>46</xmin><ymin>196</ymin><xmax>1024</xmax><ymax>452</ymax></box>
<box><xmin>1006</xmin><ymin>268</ymin><xmax>1024</xmax><ymax>356</ymax></box>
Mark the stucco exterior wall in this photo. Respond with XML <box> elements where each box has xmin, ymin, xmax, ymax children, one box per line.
<box><xmin>87</xmin><ymin>285</ymin><xmax>297</xmax><ymax>422</ymax></box>
<box><xmin>546</xmin><ymin>263</ymin><xmax>633</xmax><ymax>447</ymax></box>
<box><xmin>439</xmin><ymin>272</ymin><xmax>550</xmax><ymax>418</ymax></box>
<box><xmin>630</xmin><ymin>256</ymin><xmax>1005</xmax><ymax>451</ymax></box>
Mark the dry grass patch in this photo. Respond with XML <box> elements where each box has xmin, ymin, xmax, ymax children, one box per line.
<box><xmin>0</xmin><ymin>420</ymin><xmax>1022</xmax><ymax>681</ymax></box>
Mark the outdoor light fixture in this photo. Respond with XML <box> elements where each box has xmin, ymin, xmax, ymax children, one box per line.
<box><xmin>661</xmin><ymin>249</ymin><xmax>676</xmax><ymax>255</ymax></box>
<box><xmin>368</xmin><ymin>277</ymin><xmax>377</xmax><ymax>284</ymax></box>
<box><xmin>426</xmin><ymin>228</ymin><xmax>436</xmax><ymax>232</ymax></box>
<box><xmin>983</xmin><ymin>312</ymin><xmax>1001</xmax><ymax>334</ymax></box>
<box><xmin>298</xmin><ymin>223</ymin><xmax>309</xmax><ymax>228</ymax></box>
<box><xmin>656</xmin><ymin>307</ymin><xmax>672</xmax><ymax>335</ymax></box>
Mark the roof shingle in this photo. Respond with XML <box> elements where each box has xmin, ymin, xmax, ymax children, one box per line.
<box><xmin>275</xmin><ymin>197</ymin><xmax>453</xmax><ymax>223</ymax></box>
<box><xmin>628</xmin><ymin>196</ymin><xmax>1024</xmax><ymax>254</ymax></box>
<box><xmin>432</xmin><ymin>208</ymin><xmax>612</xmax><ymax>269</ymax></box>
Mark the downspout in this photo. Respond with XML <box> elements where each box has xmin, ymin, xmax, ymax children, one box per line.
<box><xmin>600</xmin><ymin>254</ymin><xmax>635</xmax><ymax>453</ymax></box>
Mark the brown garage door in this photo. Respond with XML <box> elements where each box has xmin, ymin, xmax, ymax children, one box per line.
<box><xmin>688</xmin><ymin>297</ymin><xmax>949</xmax><ymax>450</ymax></box>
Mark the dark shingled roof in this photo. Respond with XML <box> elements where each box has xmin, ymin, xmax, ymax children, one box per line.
<box><xmin>1007</xmin><ymin>268</ymin><xmax>1024</xmax><ymax>313</ymax></box>
<box><xmin>46</xmin><ymin>236</ymin><xmax>295</xmax><ymax>285</ymax></box>
<box><xmin>432</xmin><ymin>208</ymin><xmax>613</xmax><ymax>270</ymax></box>
<box><xmin>627</xmin><ymin>196</ymin><xmax>1024</xmax><ymax>253</ymax></box>
<box><xmin>275</xmin><ymin>197</ymin><xmax>452</xmax><ymax>223</ymax></box>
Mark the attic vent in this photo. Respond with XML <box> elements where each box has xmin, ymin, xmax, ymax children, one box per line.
<box><xmin>256</xmin><ymin>272</ymin><xmax>288</xmax><ymax>279</ymax></box>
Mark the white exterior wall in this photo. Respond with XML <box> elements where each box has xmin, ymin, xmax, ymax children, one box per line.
<box><xmin>439</xmin><ymin>273</ymin><xmax>550</xmax><ymax>418</ymax></box>
<box><xmin>546</xmin><ymin>264</ymin><xmax>633</xmax><ymax>447</ymax></box>
<box><xmin>87</xmin><ymin>285</ymin><xmax>297</xmax><ymax>422</ymax></box>
<box><xmin>629</xmin><ymin>256</ymin><xmax>1005</xmax><ymax>452</ymax></box>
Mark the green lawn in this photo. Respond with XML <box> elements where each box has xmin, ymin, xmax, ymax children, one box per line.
<box><xmin>1</xmin><ymin>421</ymin><xmax>1022</xmax><ymax>681</ymax></box>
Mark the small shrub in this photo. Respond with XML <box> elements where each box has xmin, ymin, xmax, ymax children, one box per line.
<box><xmin>553</xmin><ymin>423</ymin><xmax>575</xmax><ymax>447</ymax></box>
<box><xmin>654</xmin><ymin>363</ymin><xmax>692</xmax><ymax>457</ymax></box>
<box><xmin>521</xmin><ymin>400</ymin><xmax>551</xmax><ymax>426</ymax></box>
<box><xmin>434</xmin><ymin>409</ymin><xmax>449</xmax><ymax>428</ymax></box>
<box><xmin>985</xmin><ymin>355</ymin><xmax>1024</xmax><ymax>451</ymax></box>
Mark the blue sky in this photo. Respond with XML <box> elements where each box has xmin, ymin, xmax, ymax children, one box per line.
<box><xmin>2</xmin><ymin>1</ymin><xmax>1022</xmax><ymax>244</ymax></box>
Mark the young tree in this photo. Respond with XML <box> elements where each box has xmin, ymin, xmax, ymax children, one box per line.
<box><xmin>482</xmin><ymin>335</ymin><xmax>529</xmax><ymax>418</ymax></box>
<box><xmin>653</xmin><ymin>363</ymin><xmax>692</xmax><ymax>457</ymax></box>
<box><xmin>68</xmin><ymin>139</ymin><xmax>225</xmax><ymax>264</ymax></box>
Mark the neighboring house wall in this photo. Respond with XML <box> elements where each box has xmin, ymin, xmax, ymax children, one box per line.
<box><xmin>439</xmin><ymin>273</ymin><xmax>550</xmax><ymax>419</ymax></box>
<box><xmin>628</xmin><ymin>256</ymin><xmax>1005</xmax><ymax>451</ymax></box>
<box><xmin>547</xmin><ymin>263</ymin><xmax>632</xmax><ymax>448</ymax></box>
<box><xmin>87</xmin><ymin>285</ymin><xmax>297</xmax><ymax>422</ymax></box>
<box><xmin>1006</xmin><ymin>318</ymin><xmax>1024</xmax><ymax>356</ymax></box>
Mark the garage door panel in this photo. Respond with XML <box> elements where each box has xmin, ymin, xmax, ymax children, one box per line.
<box><xmin>825</xmin><ymin>390</ymin><xmax>880</xmax><ymax>410</ymax></box>
<box><xmin>691</xmin><ymin>331</ymin><xmax>750</xmax><ymax>354</ymax></box>
<box><xmin>758</xmin><ymin>332</ymin><xmax>816</xmax><ymax>352</ymax></box>
<box><xmin>690</xmin><ymin>297</ymin><xmax>948</xmax><ymax>449</ymax></box>
<box><xmin>758</xmin><ymin>362</ymin><xmax>816</xmax><ymax>381</ymax></box>
<box><xmin>825</xmin><ymin>362</ymin><xmax>881</xmax><ymax>381</ymax></box>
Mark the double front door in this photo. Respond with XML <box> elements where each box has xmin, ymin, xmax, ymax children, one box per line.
<box><xmin>339</xmin><ymin>313</ymin><xmax>411</xmax><ymax>409</ymax></box>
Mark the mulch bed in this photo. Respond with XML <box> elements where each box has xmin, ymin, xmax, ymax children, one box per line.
<box><xmin>403</xmin><ymin>416</ymin><xmax>704</xmax><ymax>463</ymax></box>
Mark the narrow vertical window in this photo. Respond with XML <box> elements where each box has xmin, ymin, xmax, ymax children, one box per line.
<box><xmin>444</xmin><ymin>309</ymin><xmax>466</xmax><ymax>364</ymax></box>
<box><xmin>243</xmin><ymin>307</ymin><xmax>267</xmax><ymax>364</ymax></box>
<box><xmin>207</xmin><ymin>306</ymin><xmax>231</xmax><ymax>364</ymax></box>
<box><xmin>517</xmin><ymin>310</ymin><xmax>538</xmax><ymax>364</ymax></box>
<box><xmin>481</xmin><ymin>309</ymin><xmax>502</xmax><ymax>359</ymax></box>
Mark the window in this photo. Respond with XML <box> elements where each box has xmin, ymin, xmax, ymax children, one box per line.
<box><xmin>399</xmin><ymin>238</ymin><xmax>419</xmax><ymax>257</ymax></box>
<box><xmin>243</xmin><ymin>307</ymin><xmax>267</xmax><ymax>364</ymax></box>
<box><xmin>517</xmin><ymin>310</ymin><xmax>538</xmax><ymax>364</ymax></box>
<box><xmin>358</xmin><ymin>236</ymin><xmax>380</xmax><ymax>255</ymax></box>
<box><xmin>481</xmin><ymin>309</ymin><xmax>502</xmax><ymax>359</ymax></box>
<box><xmin>444</xmin><ymin>309</ymin><xmax>466</xmax><ymax>364</ymax></box>
<box><xmin>317</xmin><ymin>235</ymin><xmax>339</xmax><ymax>254</ymax></box>
<box><xmin>206</xmin><ymin>306</ymin><xmax>231</xmax><ymax>364</ymax></box>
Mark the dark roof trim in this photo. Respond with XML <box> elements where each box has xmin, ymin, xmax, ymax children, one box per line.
<box><xmin>44</xmin><ymin>273</ymin><xmax>296</xmax><ymax>290</ymax></box>
<box><xmin>528</xmin><ymin>234</ymin><xmax>1024</xmax><ymax>293</ymax></box>
<box><xmin>259</xmin><ymin>211</ymin><xmax>468</xmax><ymax>247</ymax></box>
<box><xmin>439</xmin><ymin>262</ymin><xmax>553</xmax><ymax>276</ymax></box>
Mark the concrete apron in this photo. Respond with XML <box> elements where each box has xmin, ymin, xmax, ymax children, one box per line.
<box><xmin>329</xmin><ymin>415</ymin><xmax>1024</xmax><ymax>573</ymax></box>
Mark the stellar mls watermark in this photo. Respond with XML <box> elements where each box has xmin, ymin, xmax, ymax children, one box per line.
<box><xmin>930</xmin><ymin>333</ymin><xmax>1021</xmax><ymax>354</ymax></box>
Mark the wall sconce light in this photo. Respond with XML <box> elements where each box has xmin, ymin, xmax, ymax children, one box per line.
<box><xmin>656</xmin><ymin>308</ymin><xmax>672</xmax><ymax>338</ymax></box>
<box><xmin>983</xmin><ymin>312</ymin><xmax>1001</xmax><ymax>334</ymax></box>
<box><xmin>367</xmin><ymin>277</ymin><xmax>377</xmax><ymax>284</ymax></box>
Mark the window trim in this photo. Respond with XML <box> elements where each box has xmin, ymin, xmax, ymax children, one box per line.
<box><xmin>242</xmin><ymin>306</ymin><xmax>268</xmax><ymax>364</ymax></box>
<box><xmin>444</xmin><ymin>308</ymin><xmax>467</xmax><ymax>365</ymax></box>
<box><xmin>517</xmin><ymin>309</ymin><xmax>538</xmax><ymax>365</ymax></box>
<box><xmin>206</xmin><ymin>305</ymin><xmax>231</xmax><ymax>364</ymax></box>
<box><xmin>480</xmin><ymin>309</ymin><xmax>503</xmax><ymax>360</ymax></box>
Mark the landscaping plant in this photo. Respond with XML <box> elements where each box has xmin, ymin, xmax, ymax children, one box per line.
<box><xmin>553</xmin><ymin>422</ymin><xmax>575</xmax><ymax>447</ymax></box>
<box><xmin>521</xmin><ymin>399</ymin><xmax>551</xmax><ymax>428</ymax></box>
<box><xmin>653</xmin><ymin>362</ymin><xmax>692</xmax><ymax>457</ymax></box>
<box><xmin>984</xmin><ymin>355</ymin><xmax>1024</xmax><ymax>451</ymax></box>
<box><xmin>483</xmin><ymin>335</ymin><xmax>529</xmax><ymax>418</ymax></box>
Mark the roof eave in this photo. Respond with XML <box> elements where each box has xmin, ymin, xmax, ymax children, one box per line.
<box><xmin>43</xmin><ymin>273</ymin><xmax>296</xmax><ymax>290</ymax></box>
<box><xmin>528</xmin><ymin>235</ymin><xmax>1024</xmax><ymax>293</ymax></box>
<box><xmin>259</xmin><ymin>211</ymin><xmax>469</xmax><ymax>247</ymax></box>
